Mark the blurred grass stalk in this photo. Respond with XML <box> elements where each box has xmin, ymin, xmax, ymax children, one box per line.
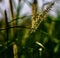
<box><xmin>9</xmin><ymin>0</ymin><xmax>18</xmax><ymax>58</ymax></box>
<box><xmin>31</xmin><ymin>0</ymin><xmax>37</xmax><ymax>32</ymax></box>
<box><xmin>4</xmin><ymin>10</ymin><xmax>9</xmax><ymax>41</ymax></box>
<box><xmin>16</xmin><ymin>0</ymin><xmax>21</xmax><ymax>25</ymax></box>
<box><xmin>4</xmin><ymin>10</ymin><xmax>8</xmax><ymax>58</ymax></box>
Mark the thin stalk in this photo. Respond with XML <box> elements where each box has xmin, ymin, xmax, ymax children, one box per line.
<box><xmin>9</xmin><ymin>0</ymin><xmax>18</xmax><ymax>58</ymax></box>
<box><xmin>31</xmin><ymin>0</ymin><xmax>37</xmax><ymax>58</ymax></box>
<box><xmin>4</xmin><ymin>10</ymin><xmax>9</xmax><ymax>42</ymax></box>
<box><xmin>4</xmin><ymin>10</ymin><xmax>9</xmax><ymax>58</ymax></box>
<box><xmin>9</xmin><ymin>0</ymin><xmax>14</xmax><ymax>18</ymax></box>
<box><xmin>16</xmin><ymin>0</ymin><xmax>21</xmax><ymax>25</ymax></box>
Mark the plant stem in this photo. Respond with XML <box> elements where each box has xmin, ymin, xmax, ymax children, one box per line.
<box><xmin>9</xmin><ymin>0</ymin><xmax>18</xmax><ymax>58</ymax></box>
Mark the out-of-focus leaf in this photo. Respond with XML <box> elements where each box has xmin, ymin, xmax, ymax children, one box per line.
<box><xmin>54</xmin><ymin>44</ymin><xmax>59</xmax><ymax>53</ymax></box>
